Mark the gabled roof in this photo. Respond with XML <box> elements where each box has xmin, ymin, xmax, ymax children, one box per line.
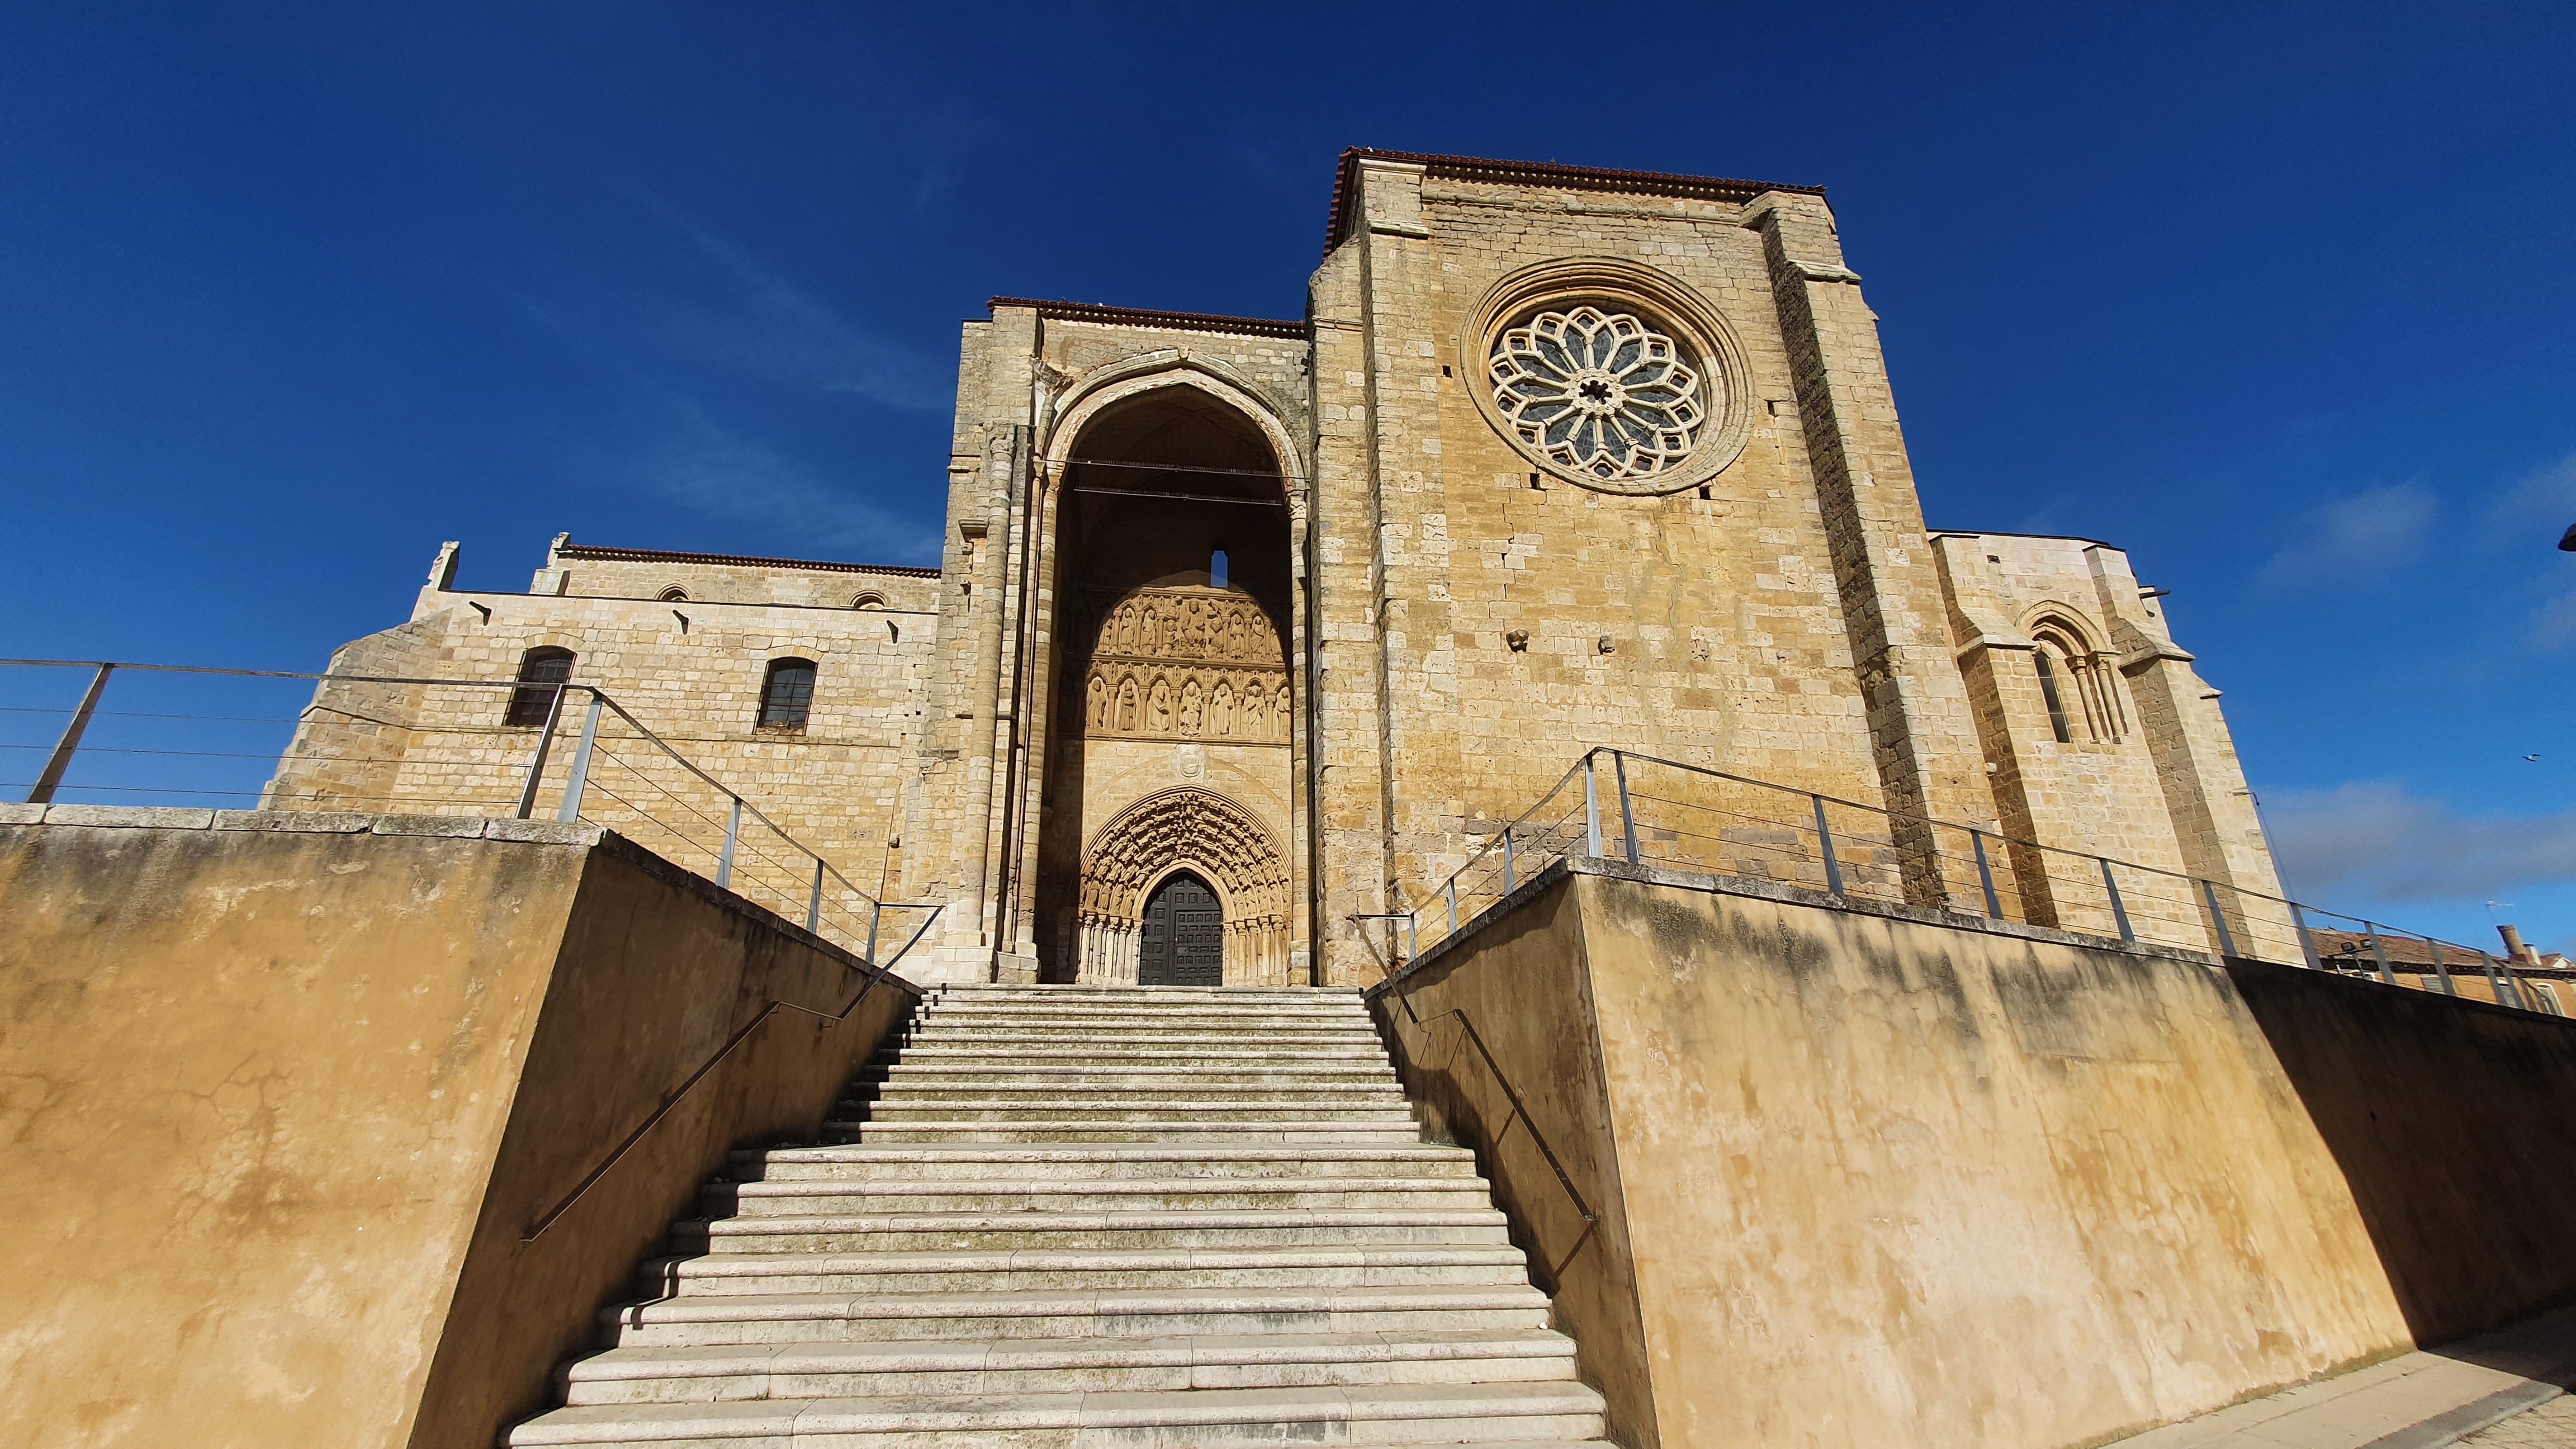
<box><xmin>1323</xmin><ymin>148</ymin><xmax>1826</xmax><ymax>255</ymax></box>
<box><xmin>988</xmin><ymin>297</ymin><xmax>1305</xmax><ymax>340</ymax></box>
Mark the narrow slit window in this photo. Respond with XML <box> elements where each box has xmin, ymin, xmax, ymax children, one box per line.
<box><xmin>2033</xmin><ymin>651</ymin><xmax>2073</xmax><ymax>744</ymax></box>
<box><xmin>1210</xmin><ymin>549</ymin><xmax>1229</xmax><ymax>589</ymax></box>
<box><xmin>759</xmin><ymin>657</ymin><xmax>817</xmax><ymax>731</ymax></box>
<box><xmin>504</xmin><ymin>647</ymin><xmax>576</xmax><ymax>727</ymax></box>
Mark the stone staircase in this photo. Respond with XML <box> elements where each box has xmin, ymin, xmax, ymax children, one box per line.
<box><xmin>503</xmin><ymin>983</ymin><xmax>1609</xmax><ymax>1447</ymax></box>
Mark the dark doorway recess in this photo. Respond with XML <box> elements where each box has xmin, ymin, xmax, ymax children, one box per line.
<box><xmin>1139</xmin><ymin>873</ymin><xmax>1223</xmax><ymax>986</ymax></box>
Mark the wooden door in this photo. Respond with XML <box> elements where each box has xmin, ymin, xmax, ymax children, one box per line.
<box><xmin>1139</xmin><ymin>874</ymin><xmax>1223</xmax><ymax>986</ymax></box>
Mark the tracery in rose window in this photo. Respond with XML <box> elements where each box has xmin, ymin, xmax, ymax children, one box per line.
<box><xmin>1488</xmin><ymin>305</ymin><xmax>1704</xmax><ymax>482</ymax></box>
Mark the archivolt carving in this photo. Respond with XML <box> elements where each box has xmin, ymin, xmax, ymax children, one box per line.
<box><xmin>1074</xmin><ymin>787</ymin><xmax>1292</xmax><ymax>987</ymax></box>
<box><xmin>1077</xmin><ymin>587</ymin><xmax>1289</xmax><ymax>743</ymax></box>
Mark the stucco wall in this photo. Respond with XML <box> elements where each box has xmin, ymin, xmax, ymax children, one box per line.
<box><xmin>0</xmin><ymin>809</ymin><xmax>918</xmax><ymax>1449</ymax></box>
<box><xmin>1375</xmin><ymin>860</ymin><xmax>2576</xmax><ymax>1449</ymax></box>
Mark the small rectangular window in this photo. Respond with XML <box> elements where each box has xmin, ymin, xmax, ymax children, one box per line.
<box><xmin>505</xmin><ymin>648</ymin><xmax>576</xmax><ymax>727</ymax></box>
<box><xmin>759</xmin><ymin>659</ymin><xmax>817</xmax><ymax>731</ymax></box>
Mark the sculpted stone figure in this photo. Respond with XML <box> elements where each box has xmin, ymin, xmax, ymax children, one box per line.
<box><xmin>1149</xmin><ymin>679</ymin><xmax>1172</xmax><ymax>733</ymax></box>
<box><xmin>1180</xmin><ymin>679</ymin><xmax>1204</xmax><ymax>736</ymax></box>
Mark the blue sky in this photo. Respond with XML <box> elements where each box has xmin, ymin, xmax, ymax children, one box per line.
<box><xmin>3</xmin><ymin>2</ymin><xmax>2572</xmax><ymax>950</ymax></box>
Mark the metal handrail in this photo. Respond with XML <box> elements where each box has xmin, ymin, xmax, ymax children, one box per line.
<box><xmin>5</xmin><ymin>657</ymin><xmax>930</xmax><ymax>954</ymax></box>
<box><xmin>1375</xmin><ymin>987</ymin><xmax>1598</xmax><ymax>1292</ymax></box>
<box><xmin>1382</xmin><ymin>745</ymin><xmax>2566</xmax><ymax>1013</ymax></box>
<box><xmin>518</xmin><ymin>903</ymin><xmax>944</xmax><ymax>1243</ymax></box>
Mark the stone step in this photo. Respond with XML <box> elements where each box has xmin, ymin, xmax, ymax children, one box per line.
<box><xmin>635</xmin><ymin>1245</ymin><xmax>1534</xmax><ymax>1298</ymax></box>
<box><xmin>881</xmin><ymin>1044</ymin><xmax>1391</xmax><ymax>1066</ymax></box>
<box><xmin>903</xmin><ymin>1008</ymin><xmax>1374</xmax><ymax>1025</ymax></box>
<box><xmin>729</xmin><ymin>1144</ymin><xmax>1479</xmax><ymax>1182</ymax></box>
<box><xmin>703</xmin><ymin>1177</ymin><xmax>1495</xmax><ymax>1216</ymax></box>
<box><xmin>850</xmin><ymin>1083</ymin><xmax>1412</xmax><ymax>1103</ymax></box>
<box><xmin>910</xmin><ymin>1005</ymin><xmax>1371</xmax><ymax>1021</ymax></box>
<box><xmin>673</xmin><ymin>1209</ymin><xmax>1512</xmax><ymax>1254</ymax></box>
<box><xmin>600</xmin><ymin>1284</ymin><xmax>1555</xmax><ymax>1347</ymax></box>
<box><xmin>896</xmin><ymin>1021</ymin><xmax>1391</xmax><ymax>1041</ymax></box>
<box><xmin>866</xmin><ymin>1062</ymin><xmax>1397</xmax><ymax>1083</ymax></box>
<box><xmin>508</xmin><ymin>1381</ymin><xmax>1606</xmax><ymax>1447</ymax></box>
<box><xmin>860</xmin><ymin>1077</ymin><xmax>1412</xmax><ymax>1098</ymax></box>
<box><xmin>923</xmin><ymin>993</ymin><xmax>1368</xmax><ymax>1010</ymax></box>
<box><xmin>560</xmin><ymin>1327</ymin><xmax>1579</xmax><ymax>1403</ymax></box>
<box><xmin>837</xmin><ymin>1121</ymin><xmax>1427</xmax><ymax>1145</ymax></box>
<box><xmin>859</xmin><ymin>1101</ymin><xmax>1416</xmax><ymax>1122</ymax></box>
<box><xmin>932</xmin><ymin>986</ymin><xmax>1361</xmax><ymax>1001</ymax></box>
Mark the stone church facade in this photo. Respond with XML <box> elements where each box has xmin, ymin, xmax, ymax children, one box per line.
<box><xmin>282</xmin><ymin>149</ymin><xmax>2282</xmax><ymax>987</ymax></box>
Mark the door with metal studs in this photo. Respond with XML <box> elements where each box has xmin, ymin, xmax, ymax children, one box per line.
<box><xmin>1138</xmin><ymin>873</ymin><xmax>1223</xmax><ymax>986</ymax></box>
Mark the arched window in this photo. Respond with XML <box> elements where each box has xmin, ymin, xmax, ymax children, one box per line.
<box><xmin>851</xmin><ymin>592</ymin><xmax>884</xmax><ymax>610</ymax></box>
<box><xmin>2032</xmin><ymin>649</ymin><xmax>2075</xmax><ymax>744</ymax></box>
<box><xmin>504</xmin><ymin>647</ymin><xmax>576</xmax><ymax>727</ymax></box>
<box><xmin>2028</xmin><ymin>615</ymin><xmax>2128</xmax><ymax>745</ymax></box>
<box><xmin>758</xmin><ymin>657</ymin><xmax>817</xmax><ymax>731</ymax></box>
<box><xmin>658</xmin><ymin>585</ymin><xmax>690</xmax><ymax>602</ymax></box>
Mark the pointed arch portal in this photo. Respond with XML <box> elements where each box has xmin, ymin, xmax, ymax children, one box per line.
<box><xmin>1075</xmin><ymin>787</ymin><xmax>1291</xmax><ymax>986</ymax></box>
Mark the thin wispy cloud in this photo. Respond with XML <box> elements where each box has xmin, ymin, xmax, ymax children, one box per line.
<box><xmin>2485</xmin><ymin>450</ymin><xmax>2576</xmax><ymax>529</ymax></box>
<box><xmin>648</xmin><ymin>207</ymin><xmax>948</xmax><ymax>414</ymax></box>
<box><xmin>2257</xmin><ymin>482</ymin><xmax>2436</xmax><ymax>588</ymax></box>
<box><xmin>2266</xmin><ymin>780</ymin><xmax>2576</xmax><ymax>905</ymax></box>
<box><xmin>614</xmin><ymin>399</ymin><xmax>940</xmax><ymax>563</ymax></box>
<box><xmin>2533</xmin><ymin>590</ymin><xmax>2576</xmax><ymax>648</ymax></box>
<box><xmin>2480</xmin><ymin>452</ymin><xmax>2576</xmax><ymax>645</ymax></box>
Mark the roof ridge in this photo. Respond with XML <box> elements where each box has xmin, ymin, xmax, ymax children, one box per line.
<box><xmin>988</xmin><ymin>297</ymin><xmax>1304</xmax><ymax>340</ymax></box>
<box><xmin>1323</xmin><ymin>148</ymin><xmax>1826</xmax><ymax>257</ymax></box>
<box><xmin>553</xmin><ymin>543</ymin><xmax>939</xmax><ymax>578</ymax></box>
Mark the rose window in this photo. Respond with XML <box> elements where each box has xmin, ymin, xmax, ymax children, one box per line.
<box><xmin>1488</xmin><ymin>306</ymin><xmax>1704</xmax><ymax>482</ymax></box>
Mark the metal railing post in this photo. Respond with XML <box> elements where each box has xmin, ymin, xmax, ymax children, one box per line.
<box><xmin>555</xmin><ymin>694</ymin><xmax>603</xmax><ymax>823</ymax></box>
<box><xmin>1407</xmin><ymin>913</ymin><xmax>1419</xmax><ymax>960</ymax></box>
<box><xmin>1445</xmin><ymin>878</ymin><xmax>1459</xmax><ymax>933</ymax></box>
<box><xmin>1583</xmin><ymin>754</ymin><xmax>1603</xmax><ymax>857</ymax></box>
<box><xmin>866</xmin><ymin>902</ymin><xmax>883</xmax><ymax>962</ymax></box>
<box><xmin>806</xmin><ymin>858</ymin><xmax>825</xmax><ymax>932</ymax></box>
<box><xmin>2099</xmin><ymin>858</ymin><xmax>2135</xmax><ymax>944</ymax></box>
<box><xmin>2423</xmin><ymin>936</ymin><xmax>2457</xmax><ymax>996</ymax></box>
<box><xmin>515</xmin><ymin>682</ymin><xmax>571</xmax><ymax>820</ymax></box>
<box><xmin>26</xmin><ymin>661</ymin><xmax>113</xmax><ymax>805</ymax></box>
<box><xmin>715</xmin><ymin>795</ymin><xmax>742</xmax><ymax>889</ymax></box>
<box><xmin>2479</xmin><ymin>951</ymin><xmax>2518</xmax><ymax>1010</ymax></box>
<box><xmin>2201</xmin><ymin>879</ymin><xmax>2237</xmax><ymax>958</ymax></box>
<box><xmin>2289</xmin><ymin>902</ymin><xmax>2323</xmax><ymax>970</ymax></box>
<box><xmin>1503</xmin><ymin>828</ymin><xmax>1516</xmax><ymax>893</ymax></box>
<box><xmin>1812</xmin><ymin>794</ymin><xmax>1844</xmax><ymax>897</ymax></box>
<box><xmin>1972</xmin><ymin>831</ymin><xmax>2002</xmax><ymax>917</ymax></box>
<box><xmin>2365</xmin><ymin>924</ymin><xmax>2397</xmax><ymax>986</ymax></box>
<box><xmin>1613</xmin><ymin>751</ymin><xmax>1639</xmax><ymax>865</ymax></box>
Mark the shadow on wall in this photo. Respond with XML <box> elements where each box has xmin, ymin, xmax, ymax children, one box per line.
<box><xmin>1368</xmin><ymin>878</ymin><xmax>1664</xmax><ymax>1449</ymax></box>
<box><xmin>2229</xmin><ymin>959</ymin><xmax>2576</xmax><ymax>1346</ymax></box>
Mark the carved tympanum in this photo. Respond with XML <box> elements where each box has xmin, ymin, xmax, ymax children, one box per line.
<box><xmin>1076</xmin><ymin>587</ymin><xmax>1288</xmax><ymax>744</ymax></box>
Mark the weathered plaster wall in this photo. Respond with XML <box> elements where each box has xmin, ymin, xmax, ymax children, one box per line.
<box><xmin>1369</xmin><ymin>873</ymin><xmax>1661</xmax><ymax>1448</ymax></box>
<box><xmin>2226</xmin><ymin>960</ymin><xmax>2576</xmax><ymax>1348</ymax></box>
<box><xmin>407</xmin><ymin>824</ymin><xmax>920</xmax><ymax>1449</ymax></box>
<box><xmin>0</xmin><ymin>810</ymin><xmax>917</xmax><ymax>1449</ymax></box>
<box><xmin>1379</xmin><ymin>861</ymin><xmax>2576</xmax><ymax>1449</ymax></box>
